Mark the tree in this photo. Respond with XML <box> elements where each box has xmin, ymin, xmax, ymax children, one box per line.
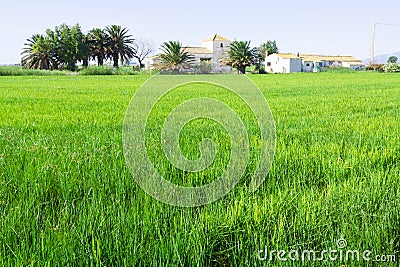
<box><xmin>254</xmin><ymin>41</ymin><xmax>278</xmax><ymax>73</ymax></box>
<box><xmin>77</xmin><ymin>33</ymin><xmax>90</xmax><ymax>67</ymax></box>
<box><xmin>257</xmin><ymin>40</ymin><xmax>278</xmax><ymax>65</ymax></box>
<box><xmin>158</xmin><ymin>41</ymin><xmax>194</xmax><ymax>72</ymax></box>
<box><xmin>87</xmin><ymin>28</ymin><xmax>109</xmax><ymax>66</ymax></box>
<box><xmin>44</xmin><ymin>28</ymin><xmax>61</xmax><ymax>69</ymax></box>
<box><xmin>132</xmin><ymin>39</ymin><xmax>155</xmax><ymax>69</ymax></box>
<box><xmin>105</xmin><ymin>25</ymin><xmax>135</xmax><ymax>68</ymax></box>
<box><xmin>45</xmin><ymin>24</ymin><xmax>88</xmax><ymax>71</ymax></box>
<box><xmin>222</xmin><ymin>40</ymin><xmax>258</xmax><ymax>74</ymax></box>
<box><xmin>21</xmin><ymin>24</ymin><xmax>138</xmax><ymax>70</ymax></box>
<box><xmin>55</xmin><ymin>24</ymin><xmax>83</xmax><ymax>70</ymax></box>
<box><xmin>21</xmin><ymin>34</ymin><xmax>53</xmax><ymax>70</ymax></box>
<box><xmin>387</xmin><ymin>56</ymin><xmax>398</xmax><ymax>64</ymax></box>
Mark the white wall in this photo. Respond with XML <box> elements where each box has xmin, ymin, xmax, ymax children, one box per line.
<box><xmin>302</xmin><ymin>61</ymin><xmax>314</xmax><ymax>72</ymax></box>
<box><xmin>201</xmin><ymin>40</ymin><xmax>231</xmax><ymax>73</ymax></box>
<box><xmin>192</xmin><ymin>53</ymin><xmax>212</xmax><ymax>64</ymax></box>
<box><xmin>342</xmin><ymin>62</ymin><xmax>365</xmax><ymax>70</ymax></box>
<box><xmin>265</xmin><ymin>54</ymin><xmax>281</xmax><ymax>73</ymax></box>
<box><xmin>265</xmin><ymin>55</ymin><xmax>301</xmax><ymax>73</ymax></box>
<box><xmin>290</xmin><ymin>58</ymin><xmax>302</xmax><ymax>73</ymax></box>
<box><xmin>144</xmin><ymin>56</ymin><xmax>163</xmax><ymax>69</ymax></box>
<box><xmin>201</xmin><ymin>41</ymin><xmax>214</xmax><ymax>53</ymax></box>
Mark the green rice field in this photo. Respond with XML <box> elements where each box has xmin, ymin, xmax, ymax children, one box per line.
<box><xmin>0</xmin><ymin>73</ymin><xmax>399</xmax><ymax>266</ymax></box>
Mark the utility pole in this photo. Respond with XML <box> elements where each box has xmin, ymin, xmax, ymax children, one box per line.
<box><xmin>371</xmin><ymin>23</ymin><xmax>376</xmax><ymax>65</ymax></box>
<box><xmin>370</xmin><ymin>23</ymin><xmax>400</xmax><ymax>65</ymax></box>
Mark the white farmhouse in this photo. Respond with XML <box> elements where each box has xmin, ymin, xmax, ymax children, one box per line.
<box><xmin>264</xmin><ymin>53</ymin><xmax>302</xmax><ymax>74</ymax></box>
<box><xmin>144</xmin><ymin>34</ymin><xmax>232</xmax><ymax>73</ymax></box>
<box><xmin>265</xmin><ymin>53</ymin><xmax>365</xmax><ymax>73</ymax></box>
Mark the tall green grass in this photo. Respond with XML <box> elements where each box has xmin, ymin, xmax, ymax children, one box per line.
<box><xmin>0</xmin><ymin>66</ymin><xmax>70</xmax><ymax>76</ymax></box>
<box><xmin>79</xmin><ymin>66</ymin><xmax>138</xmax><ymax>75</ymax></box>
<box><xmin>0</xmin><ymin>73</ymin><xmax>399</xmax><ymax>266</ymax></box>
<box><xmin>324</xmin><ymin>67</ymin><xmax>357</xmax><ymax>73</ymax></box>
<box><xmin>0</xmin><ymin>66</ymin><xmax>139</xmax><ymax>76</ymax></box>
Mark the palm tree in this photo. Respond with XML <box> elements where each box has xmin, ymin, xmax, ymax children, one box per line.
<box><xmin>21</xmin><ymin>34</ymin><xmax>53</xmax><ymax>70</ymax></box>
<box><xmin>159</xmin><ymin>41</ymin><xmax>194</xmax><ymax>72</ymax></box>
<box><xmin>78</xmin><ymin>33</ymin><xmax>90</xmax><ymax>67</ymax></box>
<box><xmin>223</xmin><ymin>40</ymin><xmax>258</xmax><ymax>74</ymax></box>
<box><xmin>105</xmin><ymin>25</ymin><xmax>135</xmax><ymax>67</ymax></box>
<box><xmin>87</xmin><ymin>28</ymin><xmax>109</xmax><ymax>66</ymax></box>
<box><xmin>44</xmin><ymin>29</ymin><xmax>61</xmax><ymax>70</ymax></box>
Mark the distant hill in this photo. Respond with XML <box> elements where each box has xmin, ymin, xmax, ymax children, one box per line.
<box><xmin>362</xmin><ymin>51</ymin><xmax>400</xmax><ymax>65</ymax></box>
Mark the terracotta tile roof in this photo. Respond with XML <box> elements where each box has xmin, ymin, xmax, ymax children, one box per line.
<box><xmin>183</xmin><ymin>47</ymin><xmax>212</xmax><ymax>54</ymax></box>
<box><xmin>270</xmin><ymin>53</ymin><xmax>362</xmax><ymax>63</ymax></box>
<box><xmin>273</xmin><ymin>53</ymin><xmax>300</xmax><ymax>59</ymax></box>
<box><xmin>300</xmin><ymin>55</ymin><xmax>323</xmax><ymax>62</ymax></box>
<box><xmin>202</xmin><ymin>34</ymin><xmax>230</xmax><ymax>42</ymax></box>
<box><xmin>344</xmin><ymin>61</ymin><xmax>365</xmax><ymax>65</ymax></box>
<box><xmin>302</xmin><ymin>54</ymin><xmax>361</xmax><ymax>62</ymax></box>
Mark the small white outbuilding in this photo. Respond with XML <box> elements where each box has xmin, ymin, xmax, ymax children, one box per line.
<box><xmin>265</xmin><ymin>53</ymin><xmax>365</xmax><ymax>73</ymax></box>
<box><xmin>264</xmin><ymin>53</ymin><xmax>302</xmax><ymax>74</ymax></box>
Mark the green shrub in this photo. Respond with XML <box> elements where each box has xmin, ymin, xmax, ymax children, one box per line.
<box><xmin>193</xmin><ymin>61</ymin><xmax>213</xmax><ymax>74</ymax></box>
<box><xmin>383</xmin><ymin>63</ymin><xmax>400</xmax><ymax>73</ymax></box>
<box><xmin>79</xmin><ymin>66</ymin><xmax>138</xmax><ymax>75</ymax></box>
<box><xmin>325</xmin><ymin>67</ymin><xmax>355</xmax><ymax>73</ymax></box>
<box><xmin>0</xmin><ymin>65</ymin><xmax>142</xmax><ymax>76</ymax></box>
<box><xmin>79</xmin><ymin>66</ymin><xmax>113</xmax><ymax>75</ymax></box>
<box><xmin>114</xmin><ymin>66</ymin><xmax>137</xmax><ymax>75</ymax></box>
<box><xmin>255</xmin><ymin>66</ymin><xmax>267</xmax><ymax>74</ymax></box>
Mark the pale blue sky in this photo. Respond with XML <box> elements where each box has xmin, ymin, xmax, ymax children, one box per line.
<box><xmin>1</xmin><ymin>0</ymin><xmax>400</xmax><ymax>64</ymax></box>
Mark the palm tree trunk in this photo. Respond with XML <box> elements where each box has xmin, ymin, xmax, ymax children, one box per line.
<box><xmin>238</xmin><ymin>66</ymin><xmax>246</xmax><ymax>74</ymax></box>
<box><xmin>83</xmin><ymin>58</ymin><xmax>89</xmax><ymax>67</ymax></box>
<box><xmin>42</xmin><ymin>60</ymin><xmax>49</xmax><ymax>70</ymax></box>
<box><xmin>98</xmin><ymin>55</ymin><xmax>104</xmax><ymax>66</ymax></box>
<box><xmin>53</xmin><ymin>61</ymin><xmax>59</xmax><ymax>70</ymax></box>
<box><xmin>113</xmin><ymin>53</ymin><xmax>119</xmax><ymax>68</ymax></box>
